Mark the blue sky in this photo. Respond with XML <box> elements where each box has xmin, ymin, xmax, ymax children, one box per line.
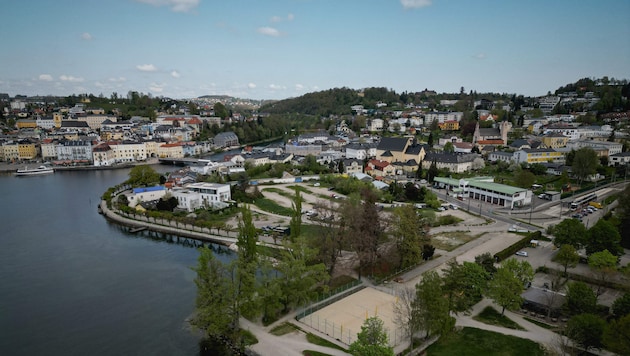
<box><xmin>1</xmin><ymin>0</ymin><xmax>628</xmax><ymax>100</ymax></box>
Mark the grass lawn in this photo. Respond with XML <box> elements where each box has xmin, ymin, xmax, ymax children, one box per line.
<box><xmin>303</xmin><ymin>351</ymin><xmax>333</xmax><ymax>356</ymax></box>
<box><xmin>305</xmin><ymin>333</ymin><xmax>347</xmax><ymax>352</ymax></box>
<box><xmin>253</xmin><ymin>197</ymin><xmax>294</xmax><ymax>216</ymax></box>
<box><xmin>287</xmin><ymin>184</ymin><xmax>313</xmax><ymax>194</ymax></box>
<box><xmin>473</xmin><ymin>306</ymin><xmax>525</xmax><ymax>330</ymax></box>
<box><xmin>426</xmin><ymin>327</ymin><xmax>546</xmax><ymax>356</ymax></box>
<box><xmin>523</xmin><ymin>317</ymin><xmax>561</xmax><ymax>331</ymax></box>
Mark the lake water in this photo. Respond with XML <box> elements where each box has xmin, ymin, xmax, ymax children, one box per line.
<box><xmin>0</xmin><ymin>167</ymin><xmax>233</xmax><ymax>356</ymax></box>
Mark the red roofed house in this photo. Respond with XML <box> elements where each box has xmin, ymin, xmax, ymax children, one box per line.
<box><xmin>366</xmin><ymin>159</ymin><xmax>395</xmax><ymax>178</ymax></box>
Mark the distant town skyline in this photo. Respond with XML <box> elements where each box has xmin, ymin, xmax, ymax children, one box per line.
<box><xmin>1</xmin><ymin>0</ymin><xmax>629</xmax><ymax>100</ymax></box>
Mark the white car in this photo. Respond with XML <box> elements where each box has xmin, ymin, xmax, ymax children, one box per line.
<box><xmin>515</xmin><ymin>251</ymin><xmax>528</xmax><ymax>257</ymax></box>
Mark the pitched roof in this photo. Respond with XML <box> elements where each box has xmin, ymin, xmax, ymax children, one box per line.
<box><xmin>377</xmin><ymin>137</ymin><xmax>408</xmax><ymax>152</ymax></box>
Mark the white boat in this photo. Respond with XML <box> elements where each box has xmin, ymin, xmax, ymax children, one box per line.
<box><xmin>15</xmin><ymin>165</ymin><xmax>55</xmax><ymax>176</ymax></box>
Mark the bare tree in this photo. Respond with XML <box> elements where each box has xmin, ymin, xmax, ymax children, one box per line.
<box><xmin>392</xmin><ymin>286</ymin><xmax>419</xmax><ymax>354</ymax></box>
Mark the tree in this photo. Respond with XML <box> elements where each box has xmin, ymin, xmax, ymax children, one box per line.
<box><xmin>392</xmin><ymin>286</ymin><xmax>419</xmax><ymax>353</ymax></box>
<box><xmin>421</xmin><ymin>244</ymin><xmax>435</xmax><ymax>260</ymax></box>
<box><xmin>616</xmin><ymin>184</ymin><xmax>630</xmax><ymax>248</ymax></box>
<box><xmin>572</xmin><ymin>147</ymin><xmax>599</xmax><ymax>185</ymax></box>
<box><xmin>554</xmin><ymin>244</ymin><xmax>579</xmax><ymax>276</ymax></box>
<box><xmin>192</xmin><ymin>246</ymin><xmax>235</xmax><ymax>338</ymax></box>
<box><xmin>612</xmin><ymin>293</ymin><xmax>630</xmax><ymax>319</ymax></box>
<box><xmin>565</xmin><ymin>313</ymin><xmax>606</xmax><ymax>353</ymax></box>
<box><xmin>414</xmin><ymin>270</ymin><xmax>454</xmax><ymax>338</ymax></box>
<box><xmin>442</xmin><ymin>260</ymin><xmax>489</xmax><ymax>314</ymax></box>
<box><xmin>234</xmin><ymin>205</ymin><xmax>259</xmax><ymax>322</ymax></box>
<box><xmin>604</xmin><ymin>314</ymin><xmax>630</xmax><ymax>355</ymax></box>
<box><xmin>426</xmin><ymin>160</ymin><xmax>438</xmax><ymax>183</ymax></box>
<box><xmin>392</xmin><ymin>205</ymin><xmax>428</xmax><ymax>269</ymax></box>
<box><xmin>513</xmin><ymin>169</ymin><xmax>536</xmax><ymax>188</ymax></box>
<box><xmin>347</xmin><ymin>189</ymin><xmax>383</xmax><ymax>278</ymax></box>
<box><xmin>289</xmin><ymin>187</ymin><xmax>303</xmax><ymax>242</ymax></box>
<box><xmin>474</xmin><ymin>252</ymin><xmax>497</xmax><ymax>274</ymax></box>
<box><xmin>488</xmin><ymin>266</ymin><xmax>525</xmax><ymax>315</ymax></box>
<box><xmin>443</xmin><ymin>142</ymin><xmax>454</xmax><ymax>153</ymax></box>
<box><xmin>588</xmin><ymin>249</ymin><xmax>618</xmax><ymax>297</ymax></box>
<box><xmin>349</xmin><ymin>316</ymin><xmax>394</xmax><ymax>356</ymax></box>
<box><xmin>213</xmin><ymin>102</ymin><xmax>228</xmax><ymax>119</ymax></box>
<box><xmin>314</xmin><ymin>198</ymin><xmax>347</xmax><ymax>276</ymax></box>
<box><xmin>564</xmin><ymin>282</ymin><xmax>597</xmax><ymax>315</ymax></box>
<box><xmin>427</xmin><ymin>132</ymin><xmax>434</xmax><ymax>146</ymax></box>
<box><xmin>551</xmin><ymin>218</ymin><xmax>588</xmax><ymax>250</ymax></box>
<box><xmin>585</xmin><ymin>219</ymin><xmax>623</xmax><ymax>256</ymax></box>
<box><xmin>274</xmin><ymin>238</ymin><xmax>329</xmax><ymax>312</ymax></box>
<box><xmin>126</xmin><ymin>165</ymin><xmax>161</xmax><ymax>187</ymax></box>
<box><xmin>501</xmin><ymin>258</ymin><xmax>534</xmax><ymax>287</ymax></box>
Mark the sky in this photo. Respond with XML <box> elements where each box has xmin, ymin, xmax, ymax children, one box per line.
<box><xmin>1</xmin><ymin>0</ymin><xmax>629</xmax><ymax>100</ymax></box>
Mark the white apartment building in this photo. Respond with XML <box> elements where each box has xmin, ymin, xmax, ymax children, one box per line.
<box><xmin>109</xmin><ymin>141</ymin><xmax>147</xmax><ymax>162</ymax></box>
<box><xmin>424</xmin><ymin>111</ymin><xmax>463</xmax><ymax>125</ymax></box>
<box><xmin>171</xmin><ymin>182</ymin><xmax>232</xmax><ymax>212</ymax></box>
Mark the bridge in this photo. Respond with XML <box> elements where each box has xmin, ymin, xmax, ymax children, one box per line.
<box><xmin>158</xmin><ymin>157</ymin><xmax>206</xmax><ymax>166</ymax></box>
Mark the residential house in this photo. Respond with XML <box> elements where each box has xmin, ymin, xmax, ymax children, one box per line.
<box><xmin>366</xmin><ymin>159</ymin><xmax>395</xmax><ymax>177</ymax></box>
<box><xmin>171</xmin><ymin>182</ymin><xmax>232</xmax><ymax>212</ymax></box>
<box><xmin>488</xmin><ymin>151</ymin><xmax>514</xmax><ymax>163</ymax></box>
<box><xmin>92</xmin><ymin>143</ymin><xmax>116</xmax><ymax>166</ymax></box>
<box><xmin>108</xmin><ymin>141</ymin><xmax>147</xmax><ymax>162</ymax></box>
<box><xmin>76</xmin><ymin>114</ymin><xmax>118</xmax><ymax>130</ymax></box>
<box><xmin>368</xmin><ymin>118</ymin><xmax>384</xmax><ymax>132</ymax></box>
<box><xmin>609</xmin><ymin>152</ymin><xmax>630</xmax><ymax>167</ymax></box>
<box><xmin>343</xmin><ymin>159</ymin><xmax>364</xmax><ymax>175</ymax></box>
<box><xmin>421</xmin><ymin>152</ymin><xmax>480</xmax><ymax>173</ymax></box>
<box><xmin>345</xmin><ymin>142</ymin><xmax>377</xmax><ymax>160</ymax></box>
<box><xmin>510</xmin><ymin>139</ymin><xmax>532</xmax><ymax>150</ymax></box>
<box><xmin>568</xmin><ymin>140</ymin><xmax>622</xmax><ymax>156</ymax></box>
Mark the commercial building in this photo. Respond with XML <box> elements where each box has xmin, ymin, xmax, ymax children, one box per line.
<box><xmin>434</xmin><ymin>176</ymin><xmax>532</xmax><ymax>209</ymax></box>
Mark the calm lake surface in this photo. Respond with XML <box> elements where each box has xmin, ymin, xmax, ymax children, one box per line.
<box><xmin>0</xmin><ymin>167</ymin><xmax>233</xmax><ymax>356</ymax></box>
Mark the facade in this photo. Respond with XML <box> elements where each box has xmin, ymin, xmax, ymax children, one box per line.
<box><xmin>285</xmin><ymin>143</ymin><xmax>322</xmax><ymax>157</ymax></box>
<box><xmin>366</xmin><ymin>159</ymin><xmax>395</xmax><ymax>177</ymax></box>
<box><xmin>92</xmin><ymin>143</ymin><xmax>116</xmax><ymax>166</ymax></box>
<box><xmin>514</xmin><ymin>148</ymin><xmax>564</xmax><ymax>164</ymax></box>
<box><xmin>36</xmin><ymin>116</ymin><xmax>56</xmax><ymax>130</ymax></box>
<box><xmin>609</xmin><ymin>152</ymin><xmax>630</xmax><ymax>167</ymax></box>
<box><xmin>76</xmin><ymin>114</ymin><xmax>118</xmax><ymax>130</ymax></box>
<box><xmin>213</xmin><ymin>131</ymin><xmax>239</xmax><ymax>148</ymax></box>
<box><xmin>434</xmin><ymin>176</ymin><xmax>532</xmax><ymax>208</ymax></box>
<box><xmin>157</xmin><ymin>143</ymin><xmax>184</xmax><ymax>158</ymax></box>
<box><xmin>569</xmin><ymin>140</ymin><xmax>623</xmax><ymax>156</ymax></box>
<box><xmin>56</xmin><ymin>140</ymin><xmax>93</xmax><ymax>161</ymax></box>
<box><xmin>472</xmin><ymin>121</ymin><xmax>511</xmax><ymax>146</ymax></box>
<box><xmin>376</xmin><ymin>137</ymin><xmax>426</xmax><ymax>164</ymax></box>
<box><xmin>127</xmin><ymin>186</ymin><xmax>167</xmax><ymax>208</ymax></box>
<box><xmin>108</xmin><ymin>141</ymin><xmax>147</xmax><ymax>162</ymax></box>
<box><xmin>421</xmin><ymin>152</ymin><xmax>480</xmax><ymax>173</ymax></box>
<box><xmin>488</xmin><ymin>151</ymin><xmax>515</xmax><ymax>163</ymax></box>
<box><xmin>171</xmin><ymin>182</ymin><xmax>232</xmax><ymax>212</ymax></box>
<box><xmin>438</xmin><ymin>120</ymin><xmax>460</xmax><ymax>131</ymax></box>
<box><xmin>424</xmin><ymin>111</ymin><xmax>463</xmax><ymax>125</ymax></box>
<box><xmin>541</xmin><ymin>133</ymin><xmax>569</xmax><ymax>148</ymax></box>
<box><xmin>343</xmin><ymin>159</ymin><xmax>364</xmax><ymax>175</ymax></box>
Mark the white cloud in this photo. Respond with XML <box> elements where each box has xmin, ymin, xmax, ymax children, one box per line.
<box><xmin>136</xmin><ymin>64</ymin><xmax>158</xmax><ymax>72</ymax></box>
<box><xmin>473</xmin><ymin>53</ymin><xmax>487</xmax><ymax>59</ymax></box>
<box><xmin>136</xmin><ymin>0</ymin><xmax>200</xmax><ymax>13</ymax></box>
<box><xmin>149</xmin><ymin>82</ymin><xmax>166</xmax><ymax>93</ymax></box>
<box><xmin>39</xmin><ymin>74</ymin><xmax>53</xmax><ymax>81</ymax></box>
<box><xmin>400</xmin><ymin>0</ymin><xmax>432</xmax><ymax>9</ymax></box>
<box><xmin>59</xmin><ymin>75</ymin><xmax>84</xmax><ymax>82</ymax></box>
<box><xmin>287</xmin><ymin>13</ymin><xmax>294</xmax><ymax>21</ymax></box>
<box><xmin>81</xmin><ymin>32</ymin><xmax>92</xmax><ymax>40</ymax></box>
<box><xmin>171</xmin><ymin>70</ymin><xmax>181</xmax><ymax>78</ymax></box>
<box><xmin>269</xmin><ymin>84</ymin><xmax>286</xmax><ymax>90</ymax></box>
<box><xmin>108</xmin><ymin>76</ymin><xmax>127</xmax><ymax>82</ymax></box>
<box><xmin>295</xmin><ymin>84</ymin><xmax>305</xmax><ymax>91</ymax></box>
<box><xmin>248</xmin><ymin>83</ymin><xmax>257</xmax><ymax>89</ymax></box>
<box><xmin>270</xmin><ymin>16</ymin><xmax>282</xmax><ymax>23</ymax></box>
<box><xmin>257</xmin><ymin>27</ymin><xmax>281</xmax><ymax>37</ymax></box>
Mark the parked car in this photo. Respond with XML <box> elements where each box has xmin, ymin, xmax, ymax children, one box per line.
<box><xmin>515</xmin><ymin>251</ymin><xmax>528</xmax><ymax>257</ymax></box>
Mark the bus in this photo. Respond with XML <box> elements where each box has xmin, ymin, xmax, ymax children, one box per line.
<box><xmin>570</xmin><ymin>193</ymin><xmax>597</xmax><ymax>211</ymax></box>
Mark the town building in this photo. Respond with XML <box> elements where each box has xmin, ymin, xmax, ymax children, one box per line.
<box><xmin>434</xmin><ymin>176</ymin><xmax>532</xmax><ymax>208</ymax></box>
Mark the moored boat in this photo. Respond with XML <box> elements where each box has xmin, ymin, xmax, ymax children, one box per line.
<box><xmin>15</xmin><ymin>165</ymin><xmax>55</xmax><ymax>176</ymax></box>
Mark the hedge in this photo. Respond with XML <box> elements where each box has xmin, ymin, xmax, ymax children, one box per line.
<box><xmin>494</xmin><ymin>231</ymin><xmax>542</xmax><ymax>262</ymax></box>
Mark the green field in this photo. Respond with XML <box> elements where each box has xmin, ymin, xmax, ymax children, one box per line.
<box><xmin>473</xmin><ymin>306</ymin><xmax>525</xmax><ymax>330</ymax></box>
<box><xmin>426</xmin><ymin>327</ymin><xmax>547</xmax><ymax>356</ymax></box>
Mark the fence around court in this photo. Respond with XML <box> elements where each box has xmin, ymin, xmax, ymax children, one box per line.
<box><xmin>299</xmin><ymin>310</ymin><xmax>405</xmax><ymax>347</ymax></box>
<box><xmin>295</xmin><ymin>279</ymin><xmax>404</xmax><ymax>347</ymax></box>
